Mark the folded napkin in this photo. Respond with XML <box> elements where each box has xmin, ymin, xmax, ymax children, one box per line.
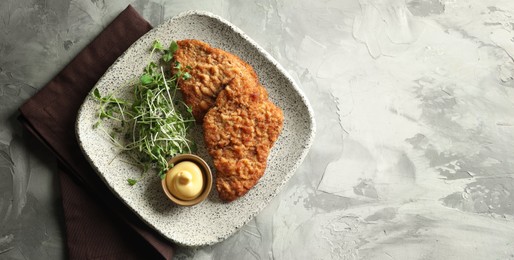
<box><xmin>18</xmin><ymin>5</ymin><xmax>174</xmax><ymax>259</ymax></box>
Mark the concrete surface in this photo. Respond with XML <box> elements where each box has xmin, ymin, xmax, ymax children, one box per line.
<box><xmin>1</xmin><ymin>0</ymin><xmax>514</xmax><ymax>259</ymax></box>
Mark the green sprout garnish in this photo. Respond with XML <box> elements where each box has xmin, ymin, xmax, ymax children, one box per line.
<box><xmin>92</xmin><ymin>40</ymin><xmax>195</xmax><ymax>185</ymax></box>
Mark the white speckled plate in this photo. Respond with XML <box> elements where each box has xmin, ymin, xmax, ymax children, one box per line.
<box><xmin>76</xmin><ymin>10</ymin><xmax>315</xmax><ymax>247</ymax></box>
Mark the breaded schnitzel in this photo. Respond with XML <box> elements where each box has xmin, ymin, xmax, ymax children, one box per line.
<box><xmin>203</xmin><ymin>78</ymin><xmax>284</xmax><ymax>202</ymax></box>
<box><xmin>174</xmin><ymin>39</ymin><xmax>259</xmax><ymax>122</ymax></box>
<box><xmin>174</xmin><ymin>39</ymin><xmax>284</xmax><ymax>202</ymax></box>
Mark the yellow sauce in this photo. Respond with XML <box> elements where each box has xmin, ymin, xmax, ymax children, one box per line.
<box><xmin>165</xmin><ymin>161</ymin><xmax>204</xmax><ymax>200</ymax></box>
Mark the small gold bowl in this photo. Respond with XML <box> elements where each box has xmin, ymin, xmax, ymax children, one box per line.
<box><xmin>161</xmin><ymin>154</ymin><xmax>213</xmax><ymax>206</ymax></box>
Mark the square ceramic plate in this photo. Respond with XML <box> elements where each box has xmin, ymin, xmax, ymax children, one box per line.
<box><xmin>76</xmin><ymin>10</ymin><xmax>315</xmax><ymax>247</ymax></box>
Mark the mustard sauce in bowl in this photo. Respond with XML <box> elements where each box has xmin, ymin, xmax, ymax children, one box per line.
<box><xmin>162</xmin><ymin>154</ymin><xmax>212</xmax><ymax>206</ymax></box>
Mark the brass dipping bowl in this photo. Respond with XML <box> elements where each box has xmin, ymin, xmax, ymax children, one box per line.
<box><xmin>161</xmin><ymin>154</ymin><xmax>213</xmax><ymax>206</ymax></box>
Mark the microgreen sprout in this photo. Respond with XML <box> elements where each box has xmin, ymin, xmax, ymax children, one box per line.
<box><xmin>92</xmin><ymin>40</ymin><xmax>195</xmax><ymax>185</ymax></box>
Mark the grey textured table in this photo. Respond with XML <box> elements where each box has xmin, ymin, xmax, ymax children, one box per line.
<box><xmin>2</xmin><ymin>0</ymin><xmax>514</xmax><ymax>259</ymax></box>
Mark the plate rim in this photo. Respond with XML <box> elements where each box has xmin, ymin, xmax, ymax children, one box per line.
<box><xmin>76</xmin><ymin>10</ymin><xmax>316</xmax><ymax>246</ymax></box>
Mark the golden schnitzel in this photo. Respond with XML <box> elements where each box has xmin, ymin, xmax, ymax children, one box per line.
<box><xmin>174</xmin><ymin>39</ymin><xmax>284</xmax><ymax>202</ymax></box>
<box><xmin>174</xmin><ymin>39</ymin><xmax>259</xmax><ymax>122</ymax></box>
<box><xmin>203</xmin><ymin>78</ymin><xmax>283</xmax><ymax>201</ymax></box>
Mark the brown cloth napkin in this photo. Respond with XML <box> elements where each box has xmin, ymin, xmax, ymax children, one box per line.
<box><xmin>18</xmin><ymin>5</ymin><xmax>174</xmax><ymax>259</ymax></box>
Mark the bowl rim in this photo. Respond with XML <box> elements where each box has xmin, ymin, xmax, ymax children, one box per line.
<box><xmin>161</xmin><ymin>154</ymin><xmax>213</xmax><ymax>206</ymax></box>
